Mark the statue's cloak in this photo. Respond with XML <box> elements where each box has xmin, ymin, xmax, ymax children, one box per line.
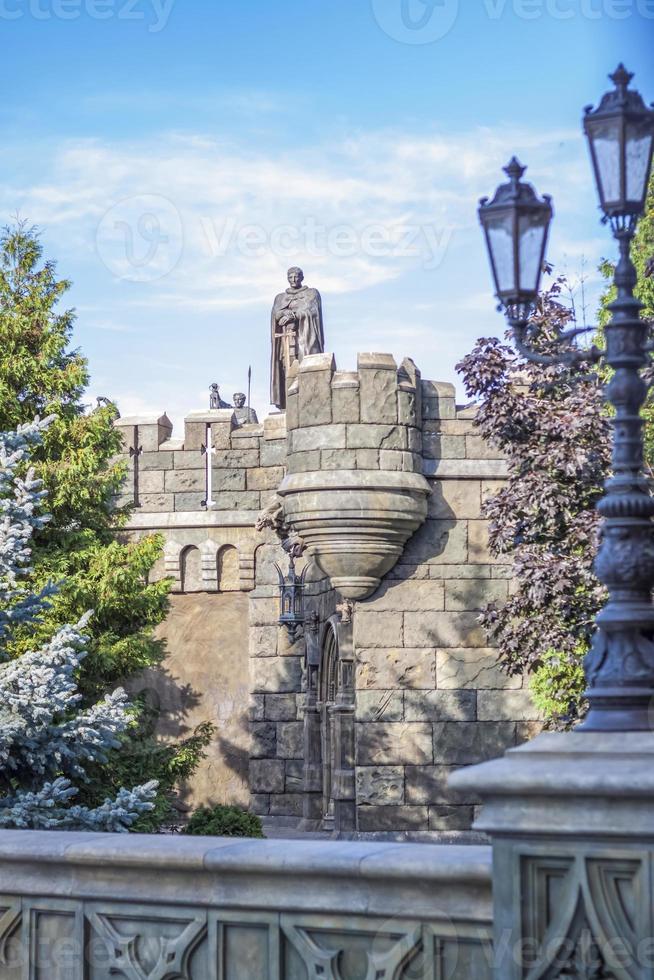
<box><xmin>270</xmin><ymin>286</ymin><xmax>324</xmax><ymax>409</ymax></box>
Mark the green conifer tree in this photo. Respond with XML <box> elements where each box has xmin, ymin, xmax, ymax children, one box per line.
<box><xmin>0</xmin><ymin>222</ymin><xmax>212</xmax><ymax>828</ymax></box>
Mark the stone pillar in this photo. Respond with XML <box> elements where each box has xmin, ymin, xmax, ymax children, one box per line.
<box><xmin>183</xmin><ymin>409</ymin><xmax>235</xmax><ymax>451</ymax></box>
<box><xmin>450</xmin><ymin>731</ymin><xmax>654</xmax><ymax>978</ymax></box>
<box><xmin>332</xmin><ymin>613</ymin><xmax>356</xmax><ymax>834</ymax></box>
<box><xmin>300</xmin><ymin>616</ymin><xmax>323</xmax><ymax>829</ymax></box>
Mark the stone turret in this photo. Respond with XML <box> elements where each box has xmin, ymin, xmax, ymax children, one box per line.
<box><xmin>278</xmin><ymin>352</ymin><xmax>431</xmax><ymax>599</ymax></box>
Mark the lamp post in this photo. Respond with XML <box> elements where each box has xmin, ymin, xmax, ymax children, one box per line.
<box><xmin>479</xmin><ymin>65</ymin><xmax>654</xmax><ymax>731</ymax></box>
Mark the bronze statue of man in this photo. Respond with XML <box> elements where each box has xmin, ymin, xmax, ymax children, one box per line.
<box><xmin>270</xmin><ymin>267</ymin><xmax>325</xmax><ymax>410</ymax></box>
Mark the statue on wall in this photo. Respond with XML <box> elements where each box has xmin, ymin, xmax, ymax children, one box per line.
<box><xmin>209</xmin><ymin>383</ymin><xmax>231</xmax><ymax>410</ymax></box>
<box><xmin>270</xmin><ymin>267</ymin><xmax>325</xmax><ymax>410</ymax></box>
<box><xmin>233</xmin><ymin>392</ymin><xmax>258</xmax><ymax>426</ymax></box>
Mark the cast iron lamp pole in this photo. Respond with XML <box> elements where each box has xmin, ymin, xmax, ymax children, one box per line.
<box><xmin>479</xmin><ymin>65</ymin><xmax>654</xmax><ymax>732</ymax></box>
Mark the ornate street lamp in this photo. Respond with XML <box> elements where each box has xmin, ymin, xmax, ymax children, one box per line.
<box><xmin>479</xmin><ymin>156</ymin><xmax>553</xmax><ymax>324</ymax></box>
<box><xmin>584</xmin><ymin>64</ymin><xmax>654</xmax><ymax>234</ymax></box>
<box><xmin>275</xmin><ymin>554</ymin><xmax>308</xmax><ymax>642</ymax></box>
<box><xmin>479</xmin><ymin>66</ymin><xmax>654</xmax><ymax>731</ymax></box>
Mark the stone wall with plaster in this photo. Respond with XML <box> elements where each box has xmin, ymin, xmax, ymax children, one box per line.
<box><xmin>115</xmin><ymin>353</ymin><xmax>540</xmax><ymax>833</ymax></box>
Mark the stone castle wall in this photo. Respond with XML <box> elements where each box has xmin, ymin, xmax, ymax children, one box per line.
<box><xmin>115</xmin><ymin>352</ymin><xmax>540</xmax><ymax>834</ymax></box>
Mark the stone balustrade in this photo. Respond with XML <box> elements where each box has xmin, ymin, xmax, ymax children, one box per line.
<box><xmin>0</xmin><ymin>831</ymin><xmax>493</xmax><ymax>978</ymax></box>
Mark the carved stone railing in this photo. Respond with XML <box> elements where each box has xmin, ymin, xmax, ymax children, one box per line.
<box><xmin>0</xmin><ymin>831</ymin><xmax>492</xmax><ymax>978</ymax></box>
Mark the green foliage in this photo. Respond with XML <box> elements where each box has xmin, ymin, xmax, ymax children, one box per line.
<box><xmin>79</xmin><ymin>713</ymin><xmax>215</xmax><ymax>833</ymax></box>
<box><xmin>529</xmin><ymin>649</ymin><xmax>587</xmax><ymax>725</ymax></box>
<box><xmin>183</xmin><ymin>804</ymin><xmax>265</xmax><ymax>839</ymax></box>
<box><xmin>0</xmin><ymin>222</ymin><xmax>210</xmax><ymax>824</ymax></box>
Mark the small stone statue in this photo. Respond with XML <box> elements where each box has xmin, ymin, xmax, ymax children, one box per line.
<box><xmin>209</xmin><ymin>383</ymin><xmax>231</xmax><ymax>410</ymax></box>
<box><xmin>270</xmin><ymin>267</ymin><xmax>325</xmax><ymax>410</ymax></box>
<box><xmin>233</xmin><ymin>392</ymin><xmax>258</xmax><ymax>426</ymax></box>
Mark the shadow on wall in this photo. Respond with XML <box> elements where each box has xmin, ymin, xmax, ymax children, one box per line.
<box><xmin>129</xmin><ymin>592</ymin><xmax>251</xmax><ymax>811</ymax></box>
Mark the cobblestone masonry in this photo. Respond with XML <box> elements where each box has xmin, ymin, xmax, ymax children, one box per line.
<box><xmin>115</xmin><ymin>355</ymin><xmax>540</xmax><ymax>833</ymax></box>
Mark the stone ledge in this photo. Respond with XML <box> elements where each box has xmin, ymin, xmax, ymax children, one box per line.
<box><xmin>123</xmin><ymin>511</ymin><xmax>260</xmax><ymax>530</ymax></box>
<box><xmin>423</xmin><ymin>459</ymin><xmax>508</xmax><ymax>479</ymax></box>
<box><xmin>0</xmin><ymin>831</ymin><xmax>492</xmax><ymax>920</ymax></box>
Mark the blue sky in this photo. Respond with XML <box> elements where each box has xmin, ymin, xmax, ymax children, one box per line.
<box><xmin>0</xmin><ymin>0</ymin><xmax>652</xmax><ymax>431</ymax></box>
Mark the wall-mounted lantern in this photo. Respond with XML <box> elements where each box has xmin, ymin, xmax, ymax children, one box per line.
<box><xmin>275</xmin><ymin>554</ymin><xmax>308</xmax><ymax>642</ymax></box>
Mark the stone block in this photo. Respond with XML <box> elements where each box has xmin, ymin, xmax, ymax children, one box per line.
<box><xmin>354</xmin><ymin>449</ymin><xmax>380</xmax><ymax>469</ymax></box>
<box><xmin>137</xmin><ymin>493</ymin><xmax>173</xmax><ymax>512</ymax></box>
<box><xmin>481</xmin><ymin>479</ymin><xmax>505</xmax><ymax>504</ymax></box>
<box><xmin>468</xmin><ymin>520</ymin><xmax>498</xmax><ymax>564</ymax></box>
<box><xmin>379</xmin><ymin>450</ymin><xmax>415</xmax><ymax>472</ymax></box>
<box><xmin>265</xmin><ymin>694</ymin><xmax>298</xmax><ymax>721</ymax></box>
<box><xmin>165</xmin><ymin>469</ymin><xmax>204</xmax><ymax>493</ymax></box>
<box><xmin>140</xmin><ymin>451</ymin><xmax>173</xmax><ymax>471</ymax></box>
<box><xmin>264</xmin><ymin>413</ymin><xmax>287</xmax><ymax>440</ymax></box>
<box><xmin>356</xmin><ymin>722</ymin><xmax>432</xmax><ymax>765</ymax></box>
<box><xmin>432</xmin><ymin>721</ymin><xmax>516</xmax><ymax>765</ymax></box>
<box><xmin>357</xmin><ymin>648</ymin><xmax>436</xmax><ymax>690</ymax></box>
<box><xmin>212</xmin><ymin>468</ymin><xmax>247</xmax><ymax>492</ymax></box>
<box><xmin>428</xmin><ymin>564</ymin><xmax>491</xmax><ymax>580</ymax></box>
<box><xmin>422</xmin><ymin>433</ymin><xmax>466</xmax><ymax>460</ymax></box>
<box><xmin>332</xmin><ymin>377</ymin><xmax>361</xmax><ymax>424</ymax></box>
<box><xmin>346</xmin><ymin>424</ymin><xmax>407</xmax><ymax>451</ymax></box>
<box><xmin>286</xmin><ymin>391</ymin><xmax>299</xmax><ymax>431</ymax></box>
<box><xmin>404</xmin><ymin>519</ymin><xmax>468</xmax><ymax>565</ymax></box>
<box><xmin>269</xmin><ymin>793</ymin><xmax>304</xmax><ymax>817</ymax></box>
<box><xmin>368</xmin><ymin>579</ymin><xmax>444</xmax><ymax>612</ymax></box>
<box><xmin>249</xmin><ymin>694</ymin><xmax>265</xmax><ymax>722</ymax></box>
<box><xmin>357</xmin><ymin>805</ymin><xmax>428</xmax><ymax>831</ymax></box>
<box><xmin>321</xmin><ymin>449</ymin><xmax>357</xmax><ymax>470</ymax></box>
<box><xmin>249</xmin><ymin>759</ymin><xmax>285</xmax><ymax>794</ymax></box>
<box><xmin>356</xmin><ymin>766</ymin><xmax>405</xmax><ymax>805</ymax></box>
<box><xmin>249</xmin><ymin>626</ymin><xmax>278</xmax><ymax>658</ymax></box>
<box><xmin>466</xmin><ymin>435</ymin><xmax>504</xmax><ymax>461</ymax></box>
<box><xmin>398</xmin><ymin>389</ymin><xmax>417</xmax><ymax>427</ymax></box>
<box><xmin>444</xmin><ymin>578</ymin><xmax>508</xmax><ymax>611</ymax></box>
<box><xmin>250</xmin><ymin>794</ymin><xmax>270</xmax><ymax>815</ymax></box>
<box><xmin>428</xmin><ymin>805</ymin><xmax>474</xmax><ymax>830</ymax></box>
<box><xmin>356</xmin><ymin>690</ymin><xmax>404</xmax><ymax>722</ymax></box>
<box><xmin>298</xmin><ymin>354</ymin><xmax>334</xmax><ymax>426</ymax></box>
<box><xmin>478</xmin><ymin>690</ymin><xmax>542</xmax><ymax>722</ymax></box>
<box><xmin>428</xmin><ymin>480</ymin><xmax>481</xmax><ymax>520</ymax></box>
<box><xmin>170</xmin><ymin>451</ymin><xmax>204</xmax><ymax>470</ymax></box>
<box><xmin>261</xmin><ymin>440</ymin><xmax>287</xmax><ymax>467</ymax></box>
<box><xmin>292</xmin><ymin>425</ymin><xmax>346</xmax><ymax>453</ymax></box>
<box><xmin>276</xmin><ymin>721</ymin><xmax>304</xmax><ymax>759</ymax></box>
<box><xmin>214</xmin><ymin>449</ymin><xmax>259</xmax><ymax>468</ymax></box>
<box><xmin>249</xmin><ymin>596</ymin><xmax>279</xmax><ymax>626</ymax></box>
<box><xmin>174</xmin><ymin>492</ymin><xmax>206</xmax><ymax>512</ymax></box>
<box><xmin>212</xmin><ymin>491</ymin><xmax>261</xmax><ymax>511</ymax></box>
<box><xmin>251</xmin><ymin>722</ymin><xmax>277</xmax><ymax>758</ymax></box>
<box><xmin>285</xmin><ymin>759</ymin><xmax>304</xmax><ymax>791</ymax></box>
<box><xmin>437</xmin><ymin>649</ymin><xmax>521</xmax><ymax>690</ymax></box>
<box><xmin>359</xmin><ymin>356</ymin><xmax>399</xmax><ymax>425</ymax></box>
<box><xmin>116</xmin><ymin>414</ymin><xmax>172</xmax><ymax>452</ymax></box>
<box><xmin>228</xmin><ymin>436</ymin><xmax>260</xmax><ymax>450</ymax></box>
<box><xmin>139</xmin><ymin>470</ymin><xmax>165</xmax><ymax>493</ymax></box>
<box><xmin>422</xmin><ymin>398</ymin><xmax>456</xmax><ymax>421</ymax></box>
<box><xmin>404</xmin><ymin>690</ymin><xmax>476</xmax><ymax>722</ymax></box>
<box><xmin>251</xmin><ymin>656</ymin><xmax>303</xmax><ymax>694</ymax></box>
<box><xmin>354</xmin><ymin>610</ymin><xmax>403</xmax><ymax>648</ymax></box>
<box><xmin>404</xmin><ymin>765</ymin><xmax>456</xmax><ymax>804</ymax></box>
<box><xmin>288</xmin><ymin>450</ymin><xmax>321</xmax><ymax>473</ymax></box>
<box><xmin>404</xmin><ymin>611</ymin><xmax>486</xmax><ymax>649</ymax></box>
<box><xmin>247</xmin><ymin>466</ymin><xmax>284</xmax><ymax>491</ymax></box>
<box><xmin>388</xmin><ymin>563</ymin><xmax>430</xmax><ymax>582</ymax></box>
